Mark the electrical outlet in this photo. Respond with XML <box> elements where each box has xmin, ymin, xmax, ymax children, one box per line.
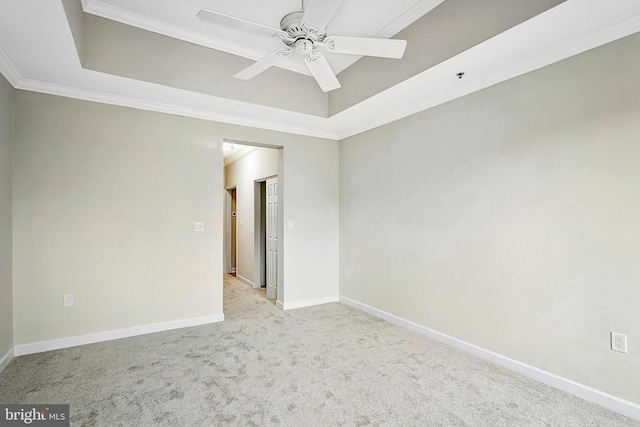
<box><xmin>343</xmin><ymin>268</ymin><xmax>349</xmax><ymax>277</ymax></box>
<box><xmin>611</xmin><ymin>332</ymin><xmax>627</xmax><ymax>353</ymax></box>
<box><xmin>63</xmin><ymin>294</ymin><xmax>74</xmax><ymax>307</ymax></box>
<box><xmin>194</xmin><ymin>222</ymin><xmax>205</xmax><ymax>232</ymax></box>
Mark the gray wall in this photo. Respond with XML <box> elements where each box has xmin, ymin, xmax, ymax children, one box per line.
<box><xmin>0</xmin><ymin>75</ymin><xmax>13</xmax><ymax>359</ymax></box>
<box><xmin>339</xmin><ymin>33</ymin><xmax>640</xmax><ymax>404</ymax></box>
<box><xmin>12</xmin><ymin>92</ymin><xmax>225</xmax><ymax>344</ymax></box>
<box><xmin>12</xmin><ymin>91</ymin><xmax>339</xmax><ymax>345</ymax></box>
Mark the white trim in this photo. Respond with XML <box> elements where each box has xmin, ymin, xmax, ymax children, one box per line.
<box><xmin>13</xmin><ymin>79</ymin><xmax>339</xmax><ymax>140</ymax></box>
<box><xmin>13</xmin><ymin>314</ymin><xmax>224</xmax><ymax>356</ymax></box>
<box><xmin>282</xmin><ymin>295</ymin><xmax>338</xmax><ymax>310</ymax></box>
<box><xmin>224</xmin><ymin>146</ymin><xmax>260</xmax><ymax>166</ymax></box>
<box><xmin>4</xmin><ymin>2</ymin><xmax>639</xmax><ymax>143</ymax></box>
<box><xmin>276</xmin><ymin>300</ymin><xmax>284</xmax><ymax>310</ymax></box>
<box><xmin>377</xmin><ymin>0</ymin><xmax>445</xmax><ymax>39</ymax></box>
<box><xmin>236</xmin><ymin>275</ymin><xmax>255</xmax><ymax>288</ymax></box>
<box><xmin>339</xmin><ymin>296</ymin><xmax>640</xmax><ymax>422</ymax></box>
<box><xmin>0</xmin><ymin>48</ymin><xmax>22</xmax><ymax>86</ymax></box>
<box><xmin>0</xmin><ymin>347</ymin><xmax>15</xmax><ymax>374</ymax></box>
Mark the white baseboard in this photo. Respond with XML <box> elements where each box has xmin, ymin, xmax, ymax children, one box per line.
<box><xmin>14</xmin><ymin>313</ymin><xmax>224</xmax><ymax>356</ymax></box>
<box><xmin>0</xmin><ymin>347</ymin><xmax>15</xmax><ymax>374</ymax></box>
<box><xmin>276</xmin><ymin>300</ymin><xmax>284</xmax><ymax>310</ymax></box>
<box><xmin>339</xmin><ymin>296</ymin><xmax>640</xmax><ymax>422</ymax></box>
<box><xmin>282</xmin><ymin>295</ymin><xmax>338</xmax><ymax>310</ymax></box>
<box><xmin>236</xmin><ymin>275</ymin><xmax>254</xmax><ymax>288</ymax></box>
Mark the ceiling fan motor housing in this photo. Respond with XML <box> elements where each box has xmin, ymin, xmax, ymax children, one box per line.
<box><xmin>280</xmin><ymin>11</ymin><xmax>324</xmax><ymax>54</ymax></box>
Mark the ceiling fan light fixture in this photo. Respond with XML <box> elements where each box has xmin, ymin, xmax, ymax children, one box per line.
<box><xmin>294</xmin><ymin>39</ymin><xmax>314</xmax><ymax>55</ymax></box>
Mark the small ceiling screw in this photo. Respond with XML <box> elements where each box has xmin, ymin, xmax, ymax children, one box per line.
<box><xmin>456</xmin><ymin>72</ymin><xmax>465</xmax><ymax>79</ymax></box>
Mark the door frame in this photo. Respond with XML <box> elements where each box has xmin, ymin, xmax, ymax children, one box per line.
<box><xmin>223</xmin><ymin>186</ymin><xmax>237</xmax><ymax>275</ymax></box>
<box><xmin>222</xmin><ymin>140</ymin><xmax>285</xmax><ymax>307</ymax></box>
<box><xmin>253</xmin><ymin>175</ymin><xmax>277</xmax><ymax>289</ymax></box>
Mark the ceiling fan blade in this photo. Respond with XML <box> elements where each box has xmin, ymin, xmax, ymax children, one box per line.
<box><xmin>323</xmin><ymin>37</ymin><xmax>407</xmax><ymax>59</ymax></box>
<box><xmin>198</xmin><ymin>9</ymin><xmax>286</xmax><ymax>38</ymax></box>
<box><xmin>304</xmin><ymin>53</ymin><xmax>341</xmax><ymax>92</ymax></box>
<box><xmin>234</xmin><ymin>49</ymin><xmax>293</xmax><ymax>80</ymax></box>
<box><xmin>300</xmin><ymin>0</ymin><xmax>345</xmax><ymax>31</ymax></box>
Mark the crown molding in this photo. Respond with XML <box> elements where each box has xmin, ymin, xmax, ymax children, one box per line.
<box><xmin>81</xmin><ymin>0</ymin><xmax>310</xmax><ymax>76</ymax></box>
<box><xmin>4</xmin><ymin>1</ymin><xmax>640</xmax><ymax>143</ymax></box>
<box><xmin>15</xmin><ymin>78</ymin><xmax>339</xmax><ymax>140</ymax></box>
<box><xmin>223</xmin><ymin>145</ymin><xmax>261</xmax><ymax>166</ymax></box>
<box><xmin>376</xmin><ymin>0</ymin><xmax>445</xmax><ymax>39</ymax></box>
<box><xmin>335</xmin><ymin>7</ymin><xmax>640</xmax><ymax>140</ymax></box>
<box><xmin>0</xmin><ymin>48</ymin><xmax>22</xmax><ymax>86</ymax></box>
<box><xmin>8</xmin><ymin>7</ymin><xmax>640</xmax><ymax>144</ymax></box>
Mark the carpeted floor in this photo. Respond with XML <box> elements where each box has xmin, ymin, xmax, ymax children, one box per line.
<box><xmin>0</xmin><ymin>275</ymin><xmax>638</xmax><ymax>426</ymax></box>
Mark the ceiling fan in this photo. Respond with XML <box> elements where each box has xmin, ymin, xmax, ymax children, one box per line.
<box><xmin>198</xmin><ymin>0</ymin><xmax>407</xmax><ymax>92</ymax></box>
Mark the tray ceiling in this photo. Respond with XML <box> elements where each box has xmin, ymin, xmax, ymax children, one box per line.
<box><xmin>1</xmin><ymin>0</ymin><xmax>639</xmax><ymax>140</ymax></box>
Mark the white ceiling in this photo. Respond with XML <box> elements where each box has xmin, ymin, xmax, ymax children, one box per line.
<box><xmin>1</xmin><ymin>0</ymin><xmax>640</xmax><ymax>140</ymax></box>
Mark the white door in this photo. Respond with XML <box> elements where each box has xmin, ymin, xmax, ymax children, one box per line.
<box><xmin>266</xmin><ymin>177</ymin><xmax>278</xmax><ymax>299</ymax></box>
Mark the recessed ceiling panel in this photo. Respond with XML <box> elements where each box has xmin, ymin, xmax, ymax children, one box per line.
<box><xmin>82</xmin><ymin>0</ymin><xmax>437</xmax><ymax>76</ymax></box>
<box><xmin>329</xmin><ymin>0</ymin><xmax>567</xmax><ymax>115</ymax></box>
<box><xmin>80</xmin><ymin>13</ymin><xmax>329</xmax><ymax>116</ymax></box>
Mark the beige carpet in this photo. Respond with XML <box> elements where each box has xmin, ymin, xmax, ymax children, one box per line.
<box><xmin>0</xmin><ymin>274</ymin><xmax>638</xmax><ymax>426</ymax></box>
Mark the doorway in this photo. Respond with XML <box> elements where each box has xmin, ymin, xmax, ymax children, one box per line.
<box><xmin>222</xmin><ymin>141</ymin><xmax>283</xmax><ymax>304</ymax></box>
